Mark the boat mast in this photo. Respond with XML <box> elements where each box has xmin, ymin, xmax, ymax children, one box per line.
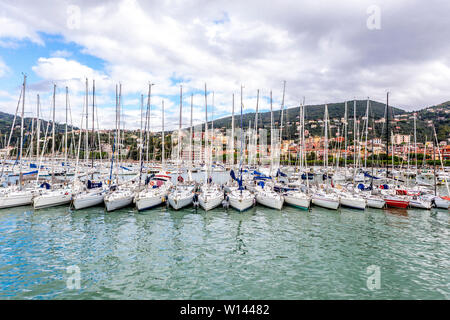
<box><xmin>36</xmin><ymin>94</ymin><xmax>40</xmax><ymax>163</ymax></box>
<box><xmin>178</xmin><ymin>85</ymin><xmax>183</xmax><ymax>167</ymax></box>
<box><xmin>85</xmin><ymin>78</ymin><xmax>89</xmax><ymax>164</ymax></box>
<box><xmin>298</xmin><ymin>99</ymin><xmax>303</xmax><ymax>171</ymax></box>
<box><xmin>65</xmin><ymin>87</ymin><xmax>68</xmax><ymax>168</ymax></box>
<box><xmin>138</xmin><ymin>93</ymin><xmax>143</xmax><ymax>188</ymax></box>
<box><xmin>414</xmin><ymin>111</ymin><xmax>418</xmax><ymax>179</ymax></box>
<box><xmin>190</xmin><ymin>93</ymin><xmax>193</xmax><ymax>167</ymax></box>
<box><xmin>115</xmin><ymin>84</ymin><xmax>120</xmax><ymax>186</ymax></box>
<box><xmin>118</xmin><ymin>84</ymin><xmax>122</xmax><ymax>182</ymax></box>
<box><xmin>64</xmin><ymin>86</ymin><xmax>69</xmax><ymax>181</ymax></box>
<box><xmin>303</xmin><ymin>101</ymin><xmax>309</xmax><ymax>190</ymax></box>
<box><xmin>269</xmin><ymin>90</ymin><xmax>273</xmax><ymax>176</ymax></box>
<box><xmin>161</xmin><ymin>100</ymin><xmax>165</xmax><ymax>171</ymax></box>
<box><xmin>211</xmin><ymin>92</ymin><xmax>215</xmax><ymax>169</ymax></box>
<box><xmin>91</xmin><ymin>80</ymin><xmax>95</xmax><ymax>177</ymax></box>
<box><xmin>364</xmin><ymin>98</ymin><xmax>370</xmax><ymax>169</ymax></box>
<box><xmin>18</xmin><ymin>74</ymin><xmax>26</xmax><ymax>190</ymax></box>
<box><xmin>432</xmin><ymin>137</ymin><xmax>436</xmax><ymax>196</ymax></box>
<box><xmin>324</xmin><ymin>104</ymin><xmax>329</xmax><ymax>171</ymax></box>
<box><xmin>353</xmin><ymin>99</ymin><xmax>357</xmax><ymax>172</ymax></box>
<box><xmin>146</xmin><ymin>83</ymin><xmax>153</xmax><ymax>168</ymax></box>
<box><xmin>231</xmin><ymin>93</ymin><xmax>235</xmax><ymax>167</ymax></box>
<box><xmin>51</xmin><ymin>83</ymin><xmax>56</xmax><ymax>187</ymax></box>
<box><xmin>204</xmin><ymin>83</ymin><xmax>208</xmax><ymax>185</ymax></box>
<box><xmin>240</xmin><ymin>85</ymin><xmax>244</xmax><ymax>194</ymax></box>
<box><xmin>385</xmin><ymin>92</ymin><xmax>389</xmax><ymax>180</ymax></box>
<box><xmin>254</xmin><ymin>89</ymin><xmax>259</xmax><ymax>167</ymax></box>
<box><xmin>279</xmin><ymin>81</ymin><xmax>286</xmax><ymax>163</ymax></box>
<box><xmin>108</xmin><ymin>85</ymin><xmax>118</xmax><ymax>188</ymax></box>
<box><xmin>344</xmin><ymin>101</ymin><xmax>348</xmax><ymax>170</ymax></box>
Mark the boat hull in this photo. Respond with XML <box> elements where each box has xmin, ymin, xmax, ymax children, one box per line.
<box><xmin>104</xmin><ymin>196</ymin><xmax>133</xmax><ymax>212</ymax></box>
<box><xmin>135</xmin><ymin>195</ymin><xmax>165</xmax><ymax>211</ymax></box>
<box><xmin>199</xmin><ymin>194</ymin><xmax>223</xmax><ymax>211</ymax></box>
<box><xmin>72</xmin><ymin>193</ymin><xmax>105</xmax><ymax>210</ymax></box>
<box><xmin>312</xmin><ymin>196</ymin><xmax>339</xmax><ymax>210</ymax></box>
<box><xmin>384</xmin><ymin>198</ymin><xmax>409</xmax><ymax>209</ymax></box>
<box><xmin>284</xmin><ymin>195</ymin><xmax>310</xmax><ymax>210</ymax></box>
<box><xmin>366</xmin><ymin>198</ymin><xmax>385</xmax><ymax>209</ymax></box>
<box><xmin>256</xmin><ymin>193</ymin><xmax>284</xmax><ymax>210</ymax></box>
<box><xmin>0</xmin><ymin>192</ymin><xmax>33</xmax><ymax>209</ymax></box>
<box><xmin>339</xmin><ymin>197</ymin><xmax>366</xmax><ymax>210</ymax></box>
<box><xmin>409</xmin><ymin>199</ymin><xmax>431</xmax><ymax>210</ymax></box>
<box><xmin>33</xmin><ymin>192</ymin><xmax>72</xmax><ymax>209</ymax></box>
<box><xmin>168</xmin><ymin>195</ymin><xmax>193</xmax><ymax>210</ymax></box>
<box><xmin>434</xmin><ymin>197</ymin><xmax>449</xmax><ymax>209</ymax></box>
<box><xmin>229</xmin><ymin>197</ymin><xmax>254</xmax><ymax>211</ymax></box>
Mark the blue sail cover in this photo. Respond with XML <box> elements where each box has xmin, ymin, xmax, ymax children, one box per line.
<box><xmin>23</xmin><ymin>170</ymin><xmax>38</xmax><ymax>176</ymax></box>
<box><xmin>364</xmin><ymin>172</ymin><xmax>380</xmax><ymax>179</ymax></box>
<box><xmin>301</xmin><ymin>173</ymin><xmax>314</xmax><ymax>180</ymax></box>
<box><xmin>230</xmin><ymin>169</ymin><xmax>243</xmax><ymax>190</ymax></box>
<box><xmin>87</xmin><ymin>180</ymin><xmax>103</xmax><ymax>189</ymax></box>
<box><xmin>254</xmin><ymin>176</ymin><xmax>271</xmax><ymax>180</ymax></box>
<box><xmin>253</xmin><ymin>170</ymin><xmax>272</xmax><ymax>180</ymax></box>
<box><xmin>40</xmin><ymin>182</ymin><xmax>51</xmax><ymax>189</ymax></box>
<box><xmin>30</xmin><ymin>163</ymin><xmax>37</xmax><ymax>168</ymax></box>
<box><xmin>276</xmin><ymin>169</ymin><xmax>287</xmax><ymax>177</ymax></box>
<box><xmin>357</xmin><ymin>183</ymin><xmax>372</xmax><ymax>191</ymax></box>
<box><xmin>120</xmin><ymin>166</ymin><xmax>132</xmax><ymax>171</ymax></box>
<box><xmin>145</xmin><ymin>174</ymin><xmax>155</xmax><ymax>185</ymax></box>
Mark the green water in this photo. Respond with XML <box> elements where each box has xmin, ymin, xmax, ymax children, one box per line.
<box><xmin>0</xmin><ymin>203</ymin><xmax>448</xmax><ymax>299</ymax></box>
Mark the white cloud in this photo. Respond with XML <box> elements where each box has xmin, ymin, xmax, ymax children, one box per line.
<box><xmin>50</xmin><ymin>50</ymin><xmax>72</xmax><ymax>58</ymax></box>
<box><xmin>0</xmin><ymin>16</ymin><xmax>43</xmax><ymax>45</ymax></box>
<box><xmin>1</xmin><ymin>0</ymin><xmax>450</xmax><ymax>129</ymax></box>
<box><xmin>0</xmin><ymin>57</ymin><xmax>9</xmax><ymax>77</ymax></box>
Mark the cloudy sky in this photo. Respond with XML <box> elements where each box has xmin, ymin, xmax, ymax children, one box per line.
<box><xmin>0</xmin><ymin>0</ymin><xmax>449</xmax><ymax>130</ymax></box>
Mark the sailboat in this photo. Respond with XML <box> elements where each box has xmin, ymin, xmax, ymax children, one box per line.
<box><xmin>0</xmin><ymin>75</ymin><xmax>34</xmax><ymax>208</ymax></box>
<box><xmin>72</xmin><ymin>79</ymin><xmax>107</xmax><ymax>210</ymax></box>
<box><xmin>33</xmin><ymin>84</ymin><xmax>73</xmax><ymax>209</ymax></box>
<box><xmin>284</xmin><ymin>98</ymin><xmax>311</xmax><ymax>210</ymax></box>
<box><xmin>167</xmin><ymin>92</ymin><xmax>195</xmax><ymax>210</ymax></box>
<box><xmin>311</xmin><ymin>104</ymin><xmax>339</xmax><ymax>210</ymax></box>
<box><xmin>227</xmin><ymin>85</ymin><xmax>255</xmax><ymax>212</ymax></box>
<box><xmin>104</xmin><ymin>84</ymin><xmax>135</xmax><ymax>211</ymax></box>
<box><xmin>381</xmin><ymin>92</ymin><xmax>409</xmax><ymax>209</ymax></box>
<box><xmin>253</xmin><ymin>87</ymin><xmax>284</xmax><ymax>210</ymax></box>
<box><xmin>198</xmin><ymin>86</ymin><xmax>223</xmax><ymax>211</ymax></box>
<box><xmin>135</xmin><ymin>83</ymin><xmax>173</xmax><ymax>211</ymax></box>
<box><xmin>338</xmin><ymin>99</ymin><xmax>368</xmax><ymax>210</ymax></box>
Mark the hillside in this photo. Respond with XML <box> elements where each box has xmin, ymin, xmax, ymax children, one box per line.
<box><xmin>0</xmin><ymin>111</ymin><xmax>77</xmax><ymax>147</ymax></box>
<box><xmin>211</xmin><ymin>99</ymin><xmax>407</xmax><ymax>140</ymax></box>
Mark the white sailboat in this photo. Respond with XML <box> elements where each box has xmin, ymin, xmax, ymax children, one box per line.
<box><xmin>33</xmin><ymin>84</ymin><xmax>72</xmax><ymax>209</ymax></box>
<box><xmin>103</xmin><ymin>84</ymin><xmax>134</xmax><ymax>212</ymax></box>
<box><xmin>284</xmin><ymin>98</ymin><xmax>310</xmax><ymax>210</ymax></box>
<box><xmin>72</xmin><ymin>79</ymin><xmax>106</xmax><ymax>210</ymax></box>
<box><xmin>198</xmin><ymin>85</ymin><xmax>223</xmax><ymax>211</ymax></box>
<box><xmin>227</xmin><ymin>85</ymin><xmax>255</xmax><ymax>212</ymax></box>
<box><xmin>0</xmin><ymin>75</ymin><xmax>34</xmax><ymax>208</ymax></box>
<box><xmin>163</xmin><ymin>94</ymin><xmax>194</xmax><ymax>210</ymax></box>
<box><xmin>311</xmin><ymin>105</ymin><xmax>339</xmax><ymax>210</ymax></box>
<box><xmin>135</xmin><ymin>85</ymin><xmax>172</xmax><ymax>211</ymax></box>
<box><xmin>311</xmin><ymin>189</ymin><xmax>340</xmax><ymax>210</ymax></box>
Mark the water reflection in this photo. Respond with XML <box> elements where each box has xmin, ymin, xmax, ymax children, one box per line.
<box><xmin>0</xmin><ymin>198</ymin><xmax>448</xmax><ymax>299</ymax></box>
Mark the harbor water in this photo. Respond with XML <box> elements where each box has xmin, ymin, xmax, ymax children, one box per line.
<box><xmin>0</xmin><ymin>173</ymin><xmax>448</xmax><ymax>299</ymax></box>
